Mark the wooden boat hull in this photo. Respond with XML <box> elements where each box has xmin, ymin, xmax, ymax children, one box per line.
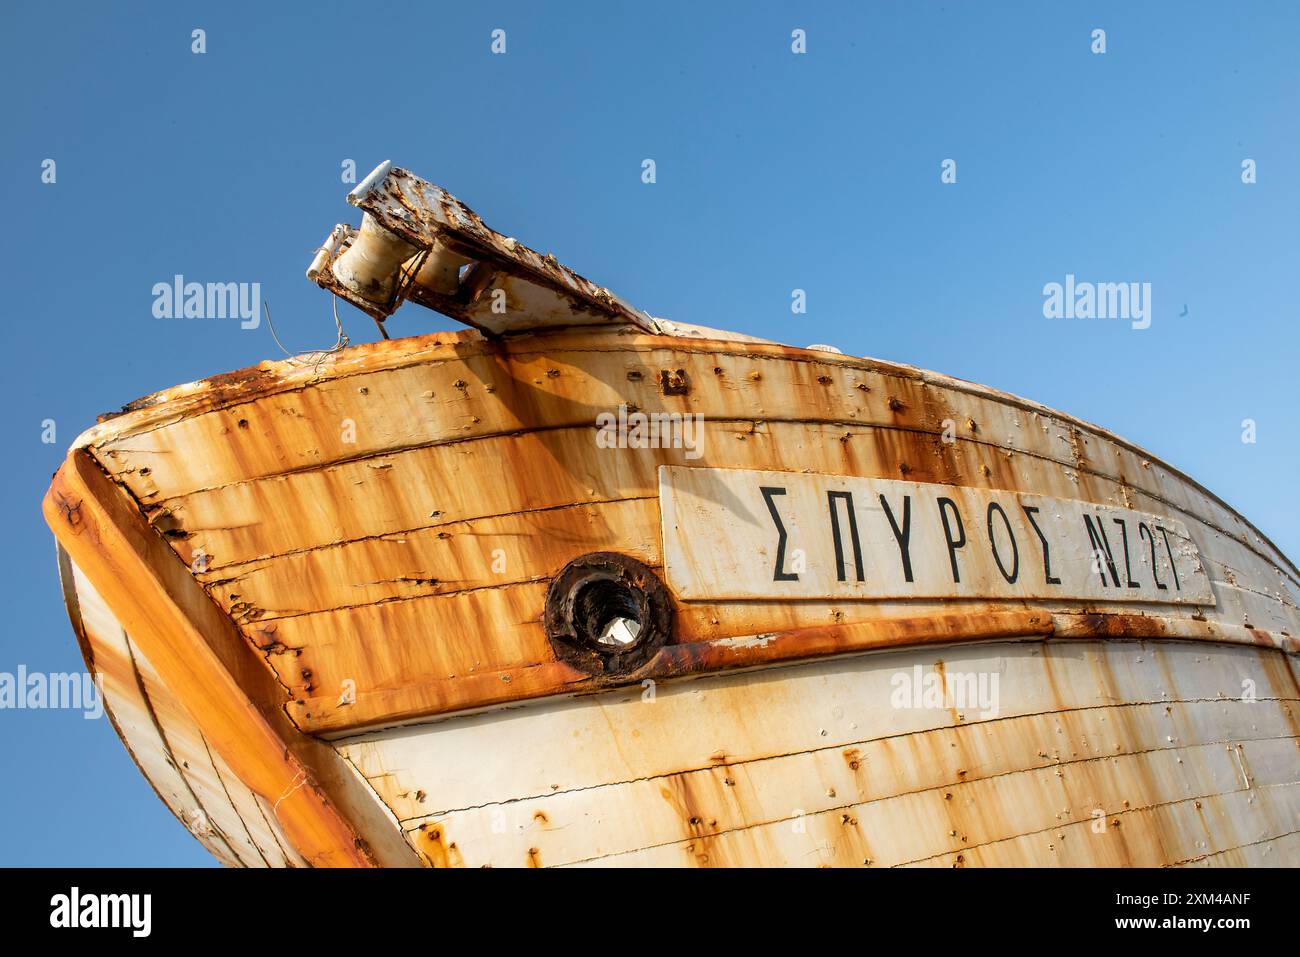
<box><xmin>45</xmin><ymin>326</ymin><xmax>1300</xmax><ymax>866</ymax></box>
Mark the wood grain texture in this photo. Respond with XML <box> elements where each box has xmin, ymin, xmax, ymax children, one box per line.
<box><xmin>57</xmin><ymin>550</ymin><xmax>295</xmax><ymax>866</ymax></box>
<box><xmin>44</xmin><ymin>452</ymin><xmax>418</xmax><ymax>867</ymax></box>
<box><xmin>332</xmin><ymin>638</ymin><xmax>1300</xmax><ymax>867</ymax></box>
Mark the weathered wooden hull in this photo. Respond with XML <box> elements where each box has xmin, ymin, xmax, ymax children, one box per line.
<box><xmin>45</xmin><ymin>326</ymin><xmax>1300</xmax><ymax>866</ymax></box>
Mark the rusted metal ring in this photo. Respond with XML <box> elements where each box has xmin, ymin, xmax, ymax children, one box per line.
<box><xmin>544</xmin><ymin>552</ymin><xmax>672</xmax><ymax>677</ymax></box>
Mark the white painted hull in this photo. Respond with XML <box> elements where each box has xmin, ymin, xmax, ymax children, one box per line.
<box><xmin>340</xmin><ymin>637</ymin><xmax>1300</xmax><ymax>867</ymax></box>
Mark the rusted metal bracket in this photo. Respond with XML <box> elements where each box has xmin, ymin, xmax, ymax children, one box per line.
<box><xmin>307</xmin><ymin>161</ymin><xmax>662</xmax><ymax>337</ymax></box>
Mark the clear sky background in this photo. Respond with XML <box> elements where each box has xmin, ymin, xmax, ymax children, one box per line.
<box><xmin>2</xmin><ymin>2</ymin><xmax>1296</xmax><ymax>865</ymax></box>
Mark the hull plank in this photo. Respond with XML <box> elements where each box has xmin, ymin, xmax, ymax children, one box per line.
<box><xmin>61</xmin><ymin>554</ymin><xmax>306</xmax><ymax>866</ymax></box>
<box><xmin>584</xmin><ymin>785</ymin><xmax>1300</xmax><ymax>868</ymax></box>
<box><xmin>1177</xmin><ymin>830</ymin><xmax>1300</xmax><ymax>866</ymax></box>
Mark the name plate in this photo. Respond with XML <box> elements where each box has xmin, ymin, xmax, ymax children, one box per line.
<box><xmin>659</xmin><ymin>467</ymin><xmax>1214</xmax><ymax>606</ymax></box>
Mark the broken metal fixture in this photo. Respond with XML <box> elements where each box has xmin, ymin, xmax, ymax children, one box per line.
<box><xmin>308</xmin><ymin>160</ymin><xmax>662</xmax><ymax>338</ymax></box>
<box><xmin>543</xmin><ymin>552</ymin><xmax>672</xmax><ymax>677</ymax></box>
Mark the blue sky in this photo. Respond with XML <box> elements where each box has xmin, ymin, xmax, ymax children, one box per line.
<box><xmin>2</xmin><ymin>2</ymin><xmax>1296</xmax><ymax>865</ymax></box>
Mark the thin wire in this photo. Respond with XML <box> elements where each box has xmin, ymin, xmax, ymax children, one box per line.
<box><xmin>263</xmin><ymin>297</ymin><xmax>351</xmax><ymax>371</ymax></box>
<box><xmin>369</xmin><ymin>245</ymin><xmax>430</xmax><ymax>341</ymax></box>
